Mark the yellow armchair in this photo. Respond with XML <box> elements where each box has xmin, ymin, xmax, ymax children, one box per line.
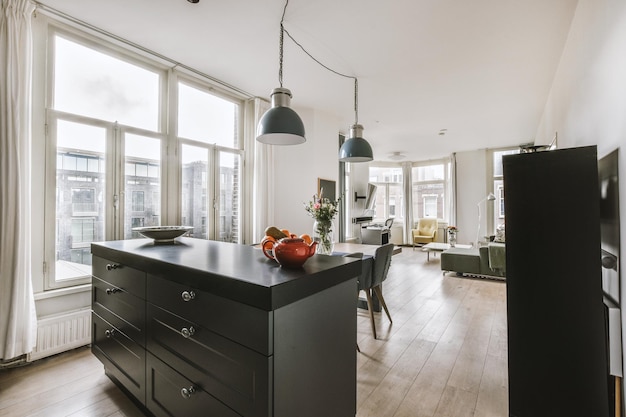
<box><xmin>412</xmin><ymin>218</ymin><xmax>438</xmax><ymax>248</ymax></box>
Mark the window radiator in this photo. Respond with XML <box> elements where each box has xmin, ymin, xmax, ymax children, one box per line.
<box><xmin>27</xmin><ymin>308</ymin><xmax>91</xmax><ymax>361</ymax></box>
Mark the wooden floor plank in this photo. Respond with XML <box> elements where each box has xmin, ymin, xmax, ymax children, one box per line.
<box><xmin>0</xmin><ymin>246</ymin><xmax>508</xmax><ymax>417</ymax></box>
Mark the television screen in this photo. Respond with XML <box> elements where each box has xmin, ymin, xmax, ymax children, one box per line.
<box><xmin>599</xmin><ymin>149</ymin><xmax>620</xmax><ymax>256</ymax></box>
<box><xmin>364</xmin><ymin>183</ymin><xmax>377</xmax><ymax>211</ymax></box>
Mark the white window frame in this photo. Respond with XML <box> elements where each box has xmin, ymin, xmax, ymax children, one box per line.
<box><xmin>368</xmin><ymin>165</ymin><xmax>404</xmax><ymax>223</ymax></box>
<box><xmin>490</xmin><ymin>147</ymin><xmax>520</xmax><ymax>234</ymax></box>
<box><xmin>411</xmin><ymin>159</ymin><xmax>449</xmax><ymax>223</ymax></box>
<box><xmin>41</xmin><ymin>21</ymin><xmax>247</xmax><ymax>290</ymax></box>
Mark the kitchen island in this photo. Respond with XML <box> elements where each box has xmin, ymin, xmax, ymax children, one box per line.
<box><xmin>91</xmin><ymin>237</ymin><xmax>361</xmax><ymax>417</ymax></box>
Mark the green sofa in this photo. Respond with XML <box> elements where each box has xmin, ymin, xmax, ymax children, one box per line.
<box><xmin>440</xmin><ymin>242</ymin><xmax>505</xmax><ymax>279</ymax></box>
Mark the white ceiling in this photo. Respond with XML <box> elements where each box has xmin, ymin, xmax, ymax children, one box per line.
<box><xmin>37</xmin><ymin>0</ymin><xmax>579</xmax><ymax>162</ymax></box>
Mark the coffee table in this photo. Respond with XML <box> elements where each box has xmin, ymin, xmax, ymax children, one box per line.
<box><xmin>422</xmin><ymin>242</ymin><xmax>472</xmax><ymax>261</ymax></box>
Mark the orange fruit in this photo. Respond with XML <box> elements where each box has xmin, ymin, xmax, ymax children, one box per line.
<box><xmin>300</xmin><ymin>234</ymin><xmax>312</xmax><ymax>244</ymax></box>
<box><xmin>263</xmin><ymin>235</ymin><xmax>276</xmax><ymax>243</ymax></box>
<box><xmin>281</xmin><ymin>229</ymin><xmax>290</xmax><ymax>237</ymax></box>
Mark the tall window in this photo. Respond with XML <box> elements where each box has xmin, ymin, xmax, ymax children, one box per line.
<box><xmin>411</xmin><ymin>163</ymin><xmax>446</xmax><ymax>220</ymax></box>
<box><xmin>492</xmin><ymin>149</ymin><xmax>519</xmax><ymax>231</ymax></box>
<box><xmin>44</xmin><ymin>27</ymin><xmax>244</xmax><ymax>289</ymax></box>
<box><xmin>51</xmin><ymin>119</ymin><xmax>107</xmax><ymax>287</ymax></box>
<box><xmin>178</xmin><ymin>80</ymin><xmax>242</xmax><ymax>243</ymax></box>
<box><xmin>369</xmin><ymin>167</ymin><xmax>403</xmax><ymax>221</ymax></box>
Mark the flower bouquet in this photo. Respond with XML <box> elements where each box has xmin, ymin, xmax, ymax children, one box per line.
<box><xmin>304</xmin><ymin>190</ymin><xmax>339</xmax><ymax>255</ymax></box>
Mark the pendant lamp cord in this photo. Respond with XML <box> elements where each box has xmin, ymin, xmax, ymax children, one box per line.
<box><xmin>279</xmin><ymin>0</ymin><xmax>359</xmax><ymax>124</ymax></box>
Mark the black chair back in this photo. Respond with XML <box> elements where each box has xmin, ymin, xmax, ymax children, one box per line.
<box><xmin>371</xmin><ymin>243</ymin><xmax>394</xmax><ymax>287</ymax></box>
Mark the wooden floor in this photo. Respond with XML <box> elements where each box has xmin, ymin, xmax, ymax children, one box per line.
<box><xmin>0</xmin><ymin>247</ymin><xmax>508</xmax><ymax>417</ymax></box>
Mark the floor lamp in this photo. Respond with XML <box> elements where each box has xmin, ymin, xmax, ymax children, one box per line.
<box><xmin>476</xmin><ymin>193</ymin><xmax>496</xmax><ymax>246</ymax></box>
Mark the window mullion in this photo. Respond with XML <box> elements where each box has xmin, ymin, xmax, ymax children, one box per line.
<box><xmin>106</xmin><ymin>122</ymin><xmax>122</xmax><ymax>241</ymax></box>
<box><xmin>210</xmin><ymin>145</ymin><xmax>219</xmax><ymax>240</ymax></box>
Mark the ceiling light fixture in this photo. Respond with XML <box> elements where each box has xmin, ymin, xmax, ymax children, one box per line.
<box><xmin>339</xmin><ymin>79</ymin><xmax>374</xmax><ymax>163</ymax></box>
<box><xmin>279</xmin><ymin>7</ymin><xmax>373</xmax><ymax>162</ymax></box>
<box><xmin>256</xmin><ymin>0</ymin><xmax>306</xmax><ymax>145</ymax></box>
<box><xmin>257</xmin><ymin>0</ymin><xmax>374</xmax><ymax>162</ymax></box>
<box><xmin>388</xmin><ymin>152</ymin><xmax>405</xmax><ymax>161</ymax></box>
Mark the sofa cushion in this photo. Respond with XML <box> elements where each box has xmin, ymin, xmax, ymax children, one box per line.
<box><xmin>441</xmin><ymin>246</ymin><xmax>505</xmax><ymax>279</ymax></box>
<box><xmin>441</xmin><ymin>247</ymin><xmax>480</xmax><ymax>274</ymax></box>
<box><xmin>488</xmin><ymin>242</ymin><xmax>506</xmax><ymax>271</ymax></box>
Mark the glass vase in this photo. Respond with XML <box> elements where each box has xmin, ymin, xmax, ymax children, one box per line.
<box><xmin>448</xmin><ymin>229</ymin><xmax>457</xmax><ymax>247</ymax></box>
<box><xmin>313</xmin><ymin>220</ymin><xmax>334</xmax><ymax>255</ymax></box>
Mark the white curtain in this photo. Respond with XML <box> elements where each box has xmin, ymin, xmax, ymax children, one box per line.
<box><xmin>0</xmin><ymin>0</ymin><xmax>37</xmax><ymax>360</ymax></box>
<box><xmin>448</xmin><ymin>153</ymin><xmax>457</xmax><ymax>228</ymax></box>
<box><xmin>251</xmin><ymin>97</ymin><xmax>275</xmax><ymax>243</ymax></box>
<box><xmin>402</xmin><ymin>162</ymin><xmax>413</xmax><ymax>244</ymax></box>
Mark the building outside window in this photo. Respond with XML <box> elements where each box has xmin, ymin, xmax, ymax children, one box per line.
<box><xmin>71</xmin><ymin>187</ymin><xmax>96</xmax><ymax>214</ymax></box>
<box><xmin>131</xmin><ymin>191</ymin><xmax>144</xmax><ymax>212</ymax></box>
<box><xmin>70</xmin><ymin>218</ymin><xmax>95</xmax><ymax>246</ymax></box>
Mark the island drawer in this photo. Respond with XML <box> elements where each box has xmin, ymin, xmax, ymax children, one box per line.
<box><xmin>146</xmin><ymin>352</ymin><xmax>241</xmax><ymax>417</ymax></box>
<box><xmin>92</xmin><ymin>312</ymin><xmax>145</xmax><ymax>403</ymax></box>
<box><xmin>146</xmin><ymin>304</ymin><xmax>271</xmax><ymax>417</ymax></box>
<box><xmin>93</xmin><ymin>276</ymin><xmax>145</xmax><ymax>345</ymax></box>
<box><xmin>93</xmin><ymin>256</ymin><xmax>145</xmax><ymax>298</ymax></box>
<box><xmin>147</xmin><ymin>274</ymin><xmax>272</xmax><ymax>355</ymax></box>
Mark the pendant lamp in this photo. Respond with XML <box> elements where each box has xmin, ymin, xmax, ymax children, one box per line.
<box><xmin>339</xmin><ymin>79</ymin><xmax>373</xmax><ymax>162</ymax></box>
<box><xmin>257</xmin><ymin>87</ymin><xmax>305</xmax><ymax>145</ymax></box>
<box><xmin>256</xmin><ymin>4</ymin><xmax>305</xmax><ymax>145</ymax></box>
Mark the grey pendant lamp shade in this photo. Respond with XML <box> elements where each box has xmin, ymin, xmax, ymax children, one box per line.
<box><xmin>339</xmin><ymin>78</ymin><xmax>373</xmax><ymax>162</ymax></box>
<box><xmin>339</xmin><ymin>123</ymin><xmax>373</xmax><ymax>162</ymax></box>
<box><xmin>256</xmin><ymin>1</ymin><xmax>305</xmax><ymax>146</ymax></box>
<box><xmin>257</xmin><ymin>87</ymin><xmax>306</xmax><ymax>145</ymax></box>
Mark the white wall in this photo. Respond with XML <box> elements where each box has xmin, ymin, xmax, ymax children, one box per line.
<box><xmin>349</xmin><ymin>162</ymin><xmax>371</xmax><ymax>241</ymax></box>
<box><xmin>271</xmin><ymin>107</ymin><xmax>342</xmax><ymax>237</ymax></box>
<box><xmin>455</xmin><ymin>149</ymin><xmax>489</xmax><ymax>245</ymax></box>
<box><xmin>535</xmin><ymin>0</ymin><xmax>626</xmax><ymax>379</ymax></box>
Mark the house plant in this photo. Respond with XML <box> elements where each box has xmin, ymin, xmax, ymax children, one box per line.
<box><xmin>304</xmin><ymin>191</ymin><xmax>339</xmax><ymax>255</ymax></box>
<box><xmin>447</xmin><ymin>226</ymin><xmax>458</xmax><ymax>247</ymax></box>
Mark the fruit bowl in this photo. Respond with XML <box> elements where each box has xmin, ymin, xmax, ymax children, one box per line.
<box><xmin>132</xmin><ymin>226</ymin><xmax>193</xmax><ymax>243</ymax></box>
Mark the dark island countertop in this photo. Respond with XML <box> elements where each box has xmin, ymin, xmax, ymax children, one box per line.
<box><xmin>91</xmin><ymin>237</ymin><xmax>361</xmax><ymax>311</ymax></box>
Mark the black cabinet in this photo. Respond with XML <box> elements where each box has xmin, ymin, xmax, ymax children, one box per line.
<box><xmin>503</xmin><ymin>146</ymin><xmax>609</xmax><ymax>417</ymax></box>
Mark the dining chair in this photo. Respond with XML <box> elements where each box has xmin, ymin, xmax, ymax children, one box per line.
<box><xmin>359</xmin><ymin>243</ymin><xmax>394</xmax><ymax>339</ymax></box>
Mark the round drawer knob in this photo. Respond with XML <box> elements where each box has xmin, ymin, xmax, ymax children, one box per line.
<box><xmin>106</xmin><ymin>288</ymin><xmax>121</xmax><ymax>295</ymax></box>
<box><xmin>105</xmin><ymin>329</ymin><xmax>115</xmax><ymax>338</ymax></box>
<box><xmin>181</xmin><ymin>290</ymin><xmax>196</xmax><ymax>302</ymax></box>
<box><xmin>180</xmin><ymin>386</ymin><xmax>196</xmax><ymax>399</ymax></box>
<box><xmin>106</xmin><ymin>263</ymin><xmax>120</xmax><ymax>271</ymax></box>
<box><xmin>180</xmin><ymin>326</ymin><xmax>195</xmax><ymax>339</ymax></box>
